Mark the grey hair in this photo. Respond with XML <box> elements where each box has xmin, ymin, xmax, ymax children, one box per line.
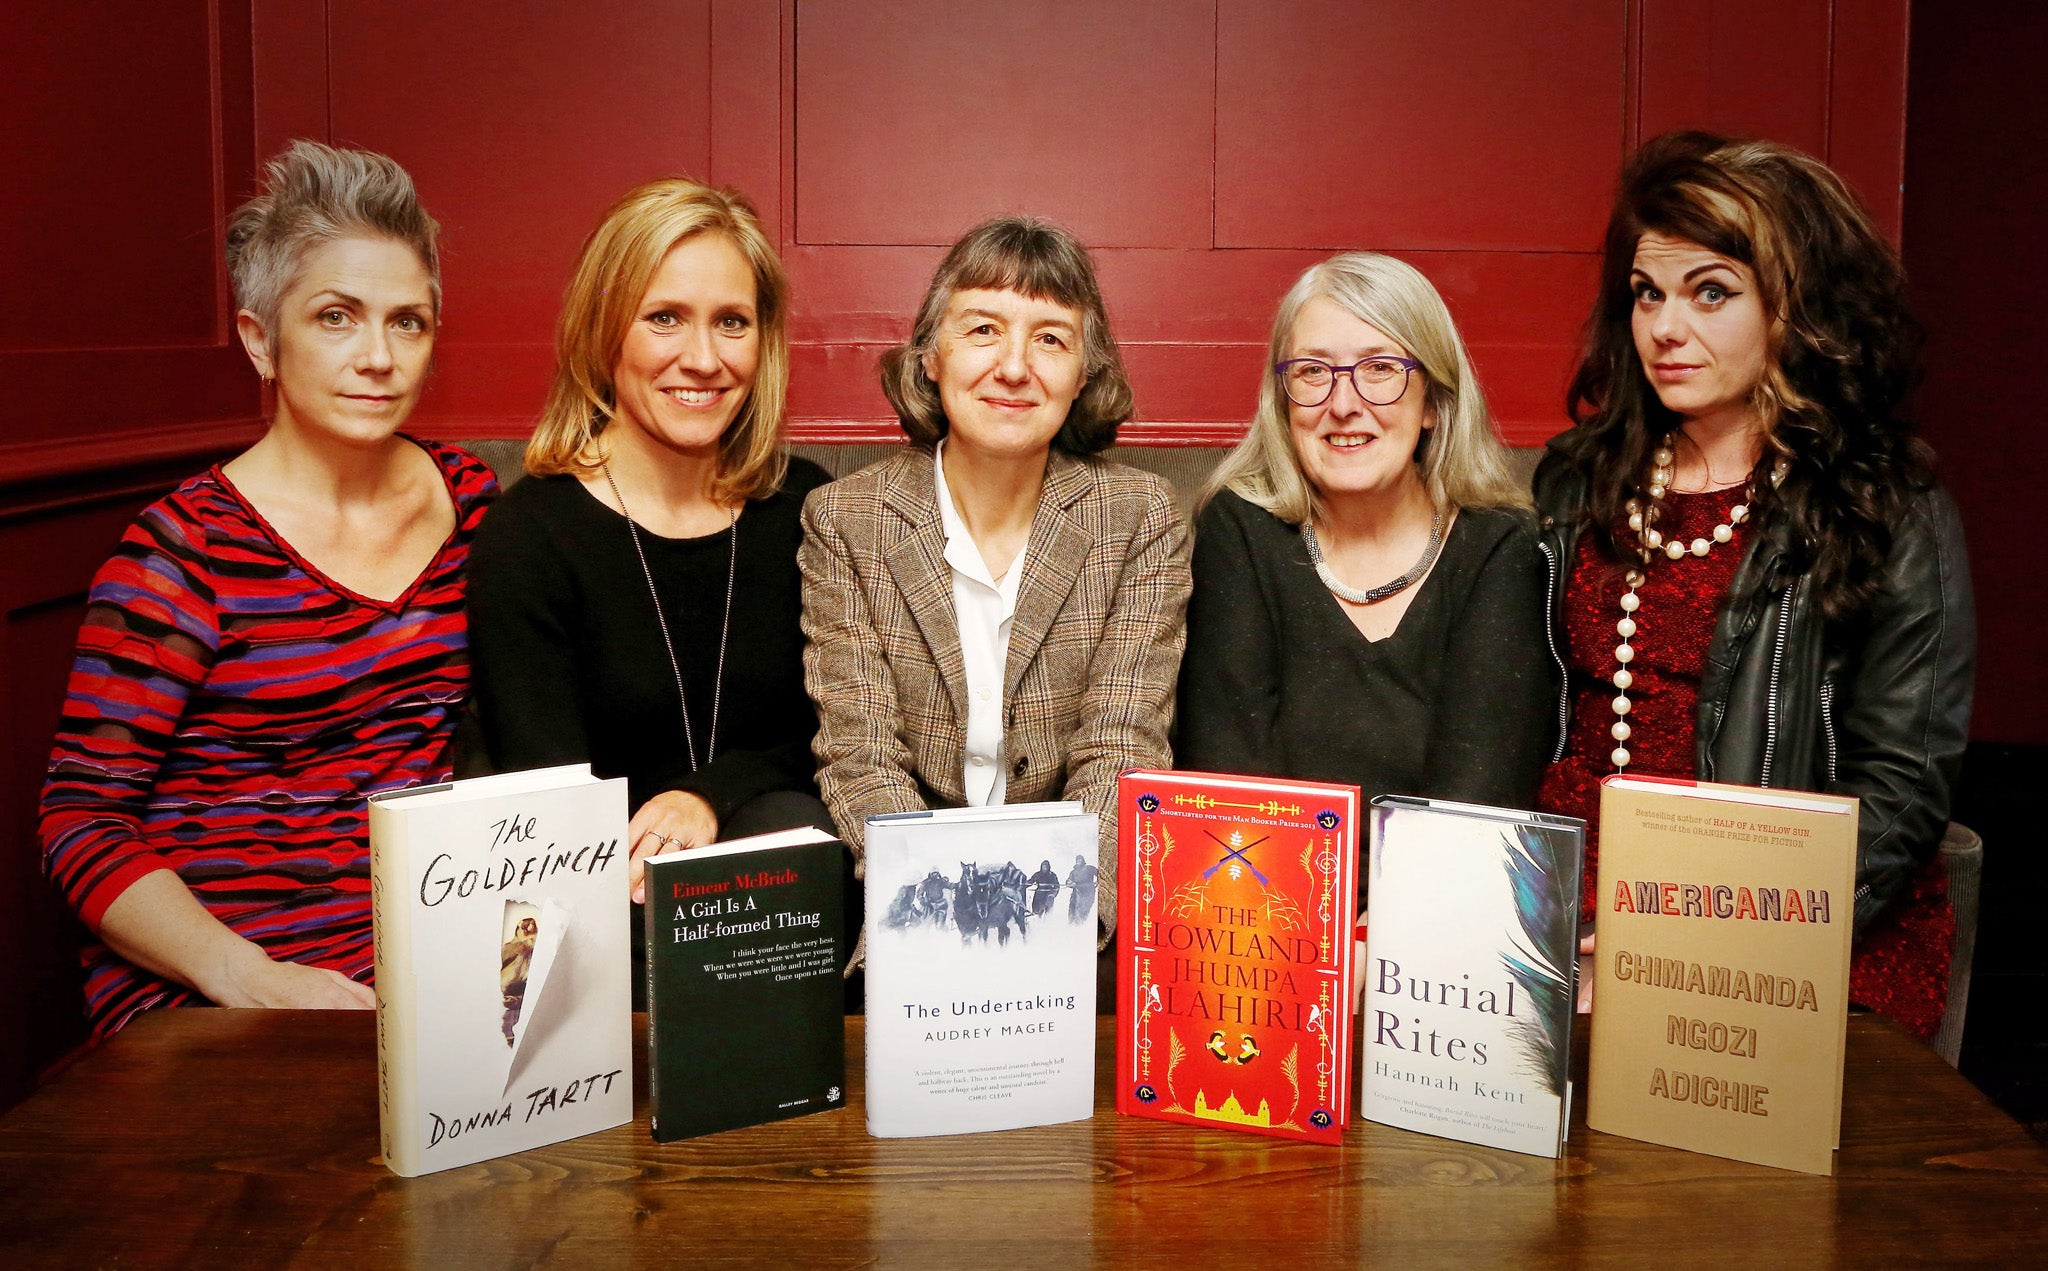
<box><xmin>1202</xmin><ymin>252</ymin><xmax>1530</xmax><ymax>523</ymax></box>
<box><xmin>226</xmin><ymin>140</ymin><xmax>440</xmax><ymax>355</ymax></box>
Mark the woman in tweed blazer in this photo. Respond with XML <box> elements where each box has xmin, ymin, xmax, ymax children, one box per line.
<box><xmin>800</xmin><ymin>218</ymin><xmax>1191</xmax><ymax>944</ymax></box>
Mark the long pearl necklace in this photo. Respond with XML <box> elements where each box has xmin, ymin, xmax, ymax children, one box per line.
<box><xmin>1607</xmin><ymin>436</ymin><xmax>1776</xmax><ymax>770</ymax></box>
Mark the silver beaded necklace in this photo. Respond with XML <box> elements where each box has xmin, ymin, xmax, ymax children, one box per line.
<box><xmin>1301</xmin><ymin>508</ymin><xmax>1447</xmax><ymax>605</ymax></box>
<box><xmin>601</xmin><ymin>462</ymin><xmax>736</xmax><ymax>773</ymax></box>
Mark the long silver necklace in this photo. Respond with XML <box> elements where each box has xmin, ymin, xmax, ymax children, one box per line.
<box><xmin>1301</xmin><ymin>508</ymin><xmax>1446</xmax><ymax>605</ymax></box>
<box><xmin>602</xmin><ymin>462</ymin><xmax>736</xmax><ymax>772</ymax></box>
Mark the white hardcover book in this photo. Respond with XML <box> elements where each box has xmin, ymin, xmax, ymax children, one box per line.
<box><xmin>1360</xmin><ymin>796</ymin><xmax>1584</xmax><ymax>1158</ymax></box>
<box><xmin>369</xmin><ymin>763</ymin><xmax>633</xmax><ymax>1177</ymax></box>
<box><xmin>863</xmin><ymin>801</ymin><xmax>1100</xmax><ymax>1137</ymax></box>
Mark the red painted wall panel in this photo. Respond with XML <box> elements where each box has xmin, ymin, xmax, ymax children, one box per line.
<box><xmin>1638</xmin><ymin>0</ymin><xmax>1831</xmax><ymax>159</ymax></box>
<box><xmin>0</xmin><ymin>5</ymin><xmax>222</xmax><ymax>352</ymax></box>
<box><xmin>1904</xmin><ymin>2</ymin><xmax>2046</xmax><ymax>746</ymax></box>
<box><xmin>1216</xmin><ymin>0</ymin><xmax>1625</xmax><ymax>252</ymax></box>
<box><xmin>1827</xmin><ymin>0</ymin><xmax>1911</xmax><ymax>239</ymax></box>
<box><xmin>0</xmin><ymin>1</ymin><xmax>1916</xmax><ymax>463</ymax></box>
<box><xmin>793</xmin><ymin>1</ymin><xmax>1215</xmax><ymax>249</ymax></box>
<box><xmin>249</xmin><ymin>0</ymin><xmax>1896</xmax><ymax>448</ymax></box>
<box><xmin>708</xmin><ymin>0</ymin><xmax>786</xmax><ymax>236</ymax></box>
<box><xmin>1635</xmin><ymin>0</ymin><xmax>1909</xmax><ymax>239</ymax></box>
<box><xmin>0</xmin><ymin>1</ymin><xmax>267</xmax><ymax>1107</ymax></box>
<box><xmin>321</xmin><ymin>0</ymin><xmax>716</xmax><ymax>430</ymax></box>
<box><xmin>251</xmin><ymin>0</ymin><xmax>328</xmax><ymax>167</ymax></box>
<box><xmin>0</xmin><ymin>0</ymin><xmax>259</xmax><ymax>475</ymax></box>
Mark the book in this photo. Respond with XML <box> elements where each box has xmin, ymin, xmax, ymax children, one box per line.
<box><xmin>1115</xmin><ymin>769</ymin><xmax>1359</xmax><ymax>1145</ymax></box>
<box><xmin>1587</xmin><ymin>775</ymin><xmax>1857</xmax><ymax>1175</ymax></box>
<box><xmin>862</xmin><ymin>801</ymin><xmax>1100</xmax><ymax>1137</ymax></box>
<box><xmin>643</xmin><ymin>825</ymin><xmax>848</xmax><ymax>1141</ymax></box>
<box><xmin>368</xmin><ymin>763</ymin><xmax>633</xmax><ymax>1177</ymax></box>
<box><xmin>1358</xmin><ymin>796</ymin><xmax>1585</xmax><ymax>1157</ymax></box>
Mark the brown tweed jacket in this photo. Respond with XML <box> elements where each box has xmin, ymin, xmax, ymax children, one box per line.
<box><xmin>799</xmin><ymin>447</ymin><xmax>1191</xmax><ymax>942</ymax></box>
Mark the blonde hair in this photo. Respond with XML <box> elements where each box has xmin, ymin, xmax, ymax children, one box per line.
<box><xmin>527</xmin><ymin>179</ymin><xmax>789</xmax><ymax>502</ymax></box>
<box><xmin>1203</xmin><ymin>252</ymin><xmax>1529</xmax><ymax>523</ymax></box>
<box><xmin>226</xmin><ymin>140</ymin><xmax>439</xmax><ymax>359</ymax></box>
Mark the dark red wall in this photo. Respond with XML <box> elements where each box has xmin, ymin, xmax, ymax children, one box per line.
<box><xmin>0</xmin><ymin>2</ymin><xmax>266</xmax><ymax>1106</ymax></box>
<box><xmin>0</xmin><ymin>0</ymin><xmax>1916</xmax><ymax>1107</ymax></box>
<box><xmin>253</xmin><ymin>0</ymin><xmax>1908</xmax><ymax>448</ymax></box>
<box><xmin>1903</xmin><ymin>2</ymin><xmax>2046</xmax><ymax>748</ymax></box>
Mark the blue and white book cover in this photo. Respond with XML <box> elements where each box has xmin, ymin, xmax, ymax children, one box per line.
<box><xmin>863</xmin><ymin>802</ymin><xmax>1099</xmax><ymax>1137</ymax></box>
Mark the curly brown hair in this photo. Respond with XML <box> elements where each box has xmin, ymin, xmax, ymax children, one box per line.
<box><xmin>1560</xmin><ymin>131</ymin><xmax>1932</xmax><ymax>623</ymax></box>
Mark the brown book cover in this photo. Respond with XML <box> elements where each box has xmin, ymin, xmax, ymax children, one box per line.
<box><xmin>1587</xmin><ymin>776</ymin><xmax>1856</xmax><ymax>1175</ymax></box>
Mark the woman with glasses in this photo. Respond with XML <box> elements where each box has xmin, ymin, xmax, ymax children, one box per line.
<box><xmin>1177</xmin><ymin>252</ymin><xmax>1552</xmax><ymax>833</ymax></box>
<box><xmin>1534</xmin><ymin>134</ymin><xmax>1972</xmax><ymax>1038</ymax></box>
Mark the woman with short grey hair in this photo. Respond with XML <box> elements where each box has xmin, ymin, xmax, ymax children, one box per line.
<box><xmin>39</xmin><ymin>141</ymin><xmax>497</xmax><ymax>1036</ymax></box>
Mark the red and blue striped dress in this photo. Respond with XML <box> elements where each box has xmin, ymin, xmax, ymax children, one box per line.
<box><xmin>39</xmin><ymin>440</ymin><xmax>497</xmax><ymax>1037</ymax></box>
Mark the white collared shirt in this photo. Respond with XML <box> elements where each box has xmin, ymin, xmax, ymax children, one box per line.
<box><xmin>933</xmin><ymin>441</ymin><xmax>1024</xmax><ymax>806</ymax></box>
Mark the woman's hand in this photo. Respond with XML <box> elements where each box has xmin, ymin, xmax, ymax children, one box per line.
<box><xmin>211</xmin><ymin>942</ymin><xmax>376</xmax><ymax>1009</ymax></box>
<box><xmin>627</xmin><ymin>790</ymin><xmax>720</xmax><ymax>903</ymax></box>
<box><xmin>1577</xmin><ymin>933</ymin><xmax>1596</xmax><ymax>1013</ymax></box>
<box><xmin>98</xmin><ymin>868</ymin><xmax>375</xmax><ymax>1010</ymax></box>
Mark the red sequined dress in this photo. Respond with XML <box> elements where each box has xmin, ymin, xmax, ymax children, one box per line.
<box><xmin>1536</xmin><ymin>487</ymin><xmax>1953</xmax><ymax>1039</ymax></box>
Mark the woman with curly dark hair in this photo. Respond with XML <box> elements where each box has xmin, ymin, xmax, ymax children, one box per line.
<box><xmin>1534</xmin><ymin>132</ymin><xmax>1975</xmax><ymax>1039</ymax></box>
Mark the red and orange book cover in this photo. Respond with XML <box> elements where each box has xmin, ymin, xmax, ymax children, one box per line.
<box><xmin>1115</xmin><ymin>769</ymin><xmax>1360</xmax><ymax>1144</ymax></box>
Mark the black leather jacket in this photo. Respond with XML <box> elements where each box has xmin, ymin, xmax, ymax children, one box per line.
<box><xmin>1532</xmin><ymin>439</ymin><xmax>1976</xmax><ymax>936</ymax></box>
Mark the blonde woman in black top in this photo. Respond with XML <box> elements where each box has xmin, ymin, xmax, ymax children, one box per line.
<box><xmin>1177</xmin><ymin>253</ymin><xmax>1553</xmax><ymax>823</ymax></box>
<box><xmin>467</xmin><ymin>180</ymin><xmax>838</xmax><ymax>1000</ymax></box>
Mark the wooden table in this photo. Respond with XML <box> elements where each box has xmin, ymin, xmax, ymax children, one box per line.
<box><xmin>2</xmin><ymin>1013</ymin><xmax>2044</xmax><ymax>1268</ymax></box>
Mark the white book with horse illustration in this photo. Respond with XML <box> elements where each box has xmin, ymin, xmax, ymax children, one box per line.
<box><xmin>863</xmin><ymin>801</ymin><xmax>1099</xmax><ymax>1137</ymax></box>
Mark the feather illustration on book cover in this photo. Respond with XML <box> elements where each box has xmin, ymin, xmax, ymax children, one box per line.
<box><xmin>1359</xmin><ymin>797</ymin><xmax>1583</xmax><ymax>1157</ymax></box>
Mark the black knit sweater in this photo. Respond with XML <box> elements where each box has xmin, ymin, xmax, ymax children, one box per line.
<box><xmin>466</xmin><ymin>459</ymin><xmax>831</xmax><ymax>820</ymax></box>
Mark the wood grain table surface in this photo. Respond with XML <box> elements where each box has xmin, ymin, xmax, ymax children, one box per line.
<box><xmin>2</xmin><ymin>1011</ymin><xmax>2044</xmax><ymax>1268</ymax></box>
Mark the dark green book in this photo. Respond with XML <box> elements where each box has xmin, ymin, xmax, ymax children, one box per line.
<box><xmin>643</xmin><ymin>826</ymin><xmax>847</xmax><ymax>1141</ymax></box>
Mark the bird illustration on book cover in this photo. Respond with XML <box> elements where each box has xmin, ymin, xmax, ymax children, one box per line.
<box><xmin>1118</xmin><ymin>773</ymin><xmax>1359</xmax><ymax>1145</ymax></box>
<box><xmin>493</xmin><ymin>897</ymin><xmax>571</xmax><ymax>1097</ymax></box>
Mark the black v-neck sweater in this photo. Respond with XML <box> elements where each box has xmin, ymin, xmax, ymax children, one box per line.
<box><xmin>1176</xmin><ymin>489</ymin><xmax>1554</xmax><ymax>819</ymax></box>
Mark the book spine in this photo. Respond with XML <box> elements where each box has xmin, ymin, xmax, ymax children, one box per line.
<box><xmin>1327</xmin><ymin>790</ymin><xmax>1359</xmax><ymax>1121</ymax></box>
<box><xmin>368</xmin><ymin>798</ymin><xmax>420</xmax><ymax>1177</ymax></box>
<box><xmin>644</xmin><ymin>873</ymin><xmax>660</xmax><ymax>1138</ymax></box>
